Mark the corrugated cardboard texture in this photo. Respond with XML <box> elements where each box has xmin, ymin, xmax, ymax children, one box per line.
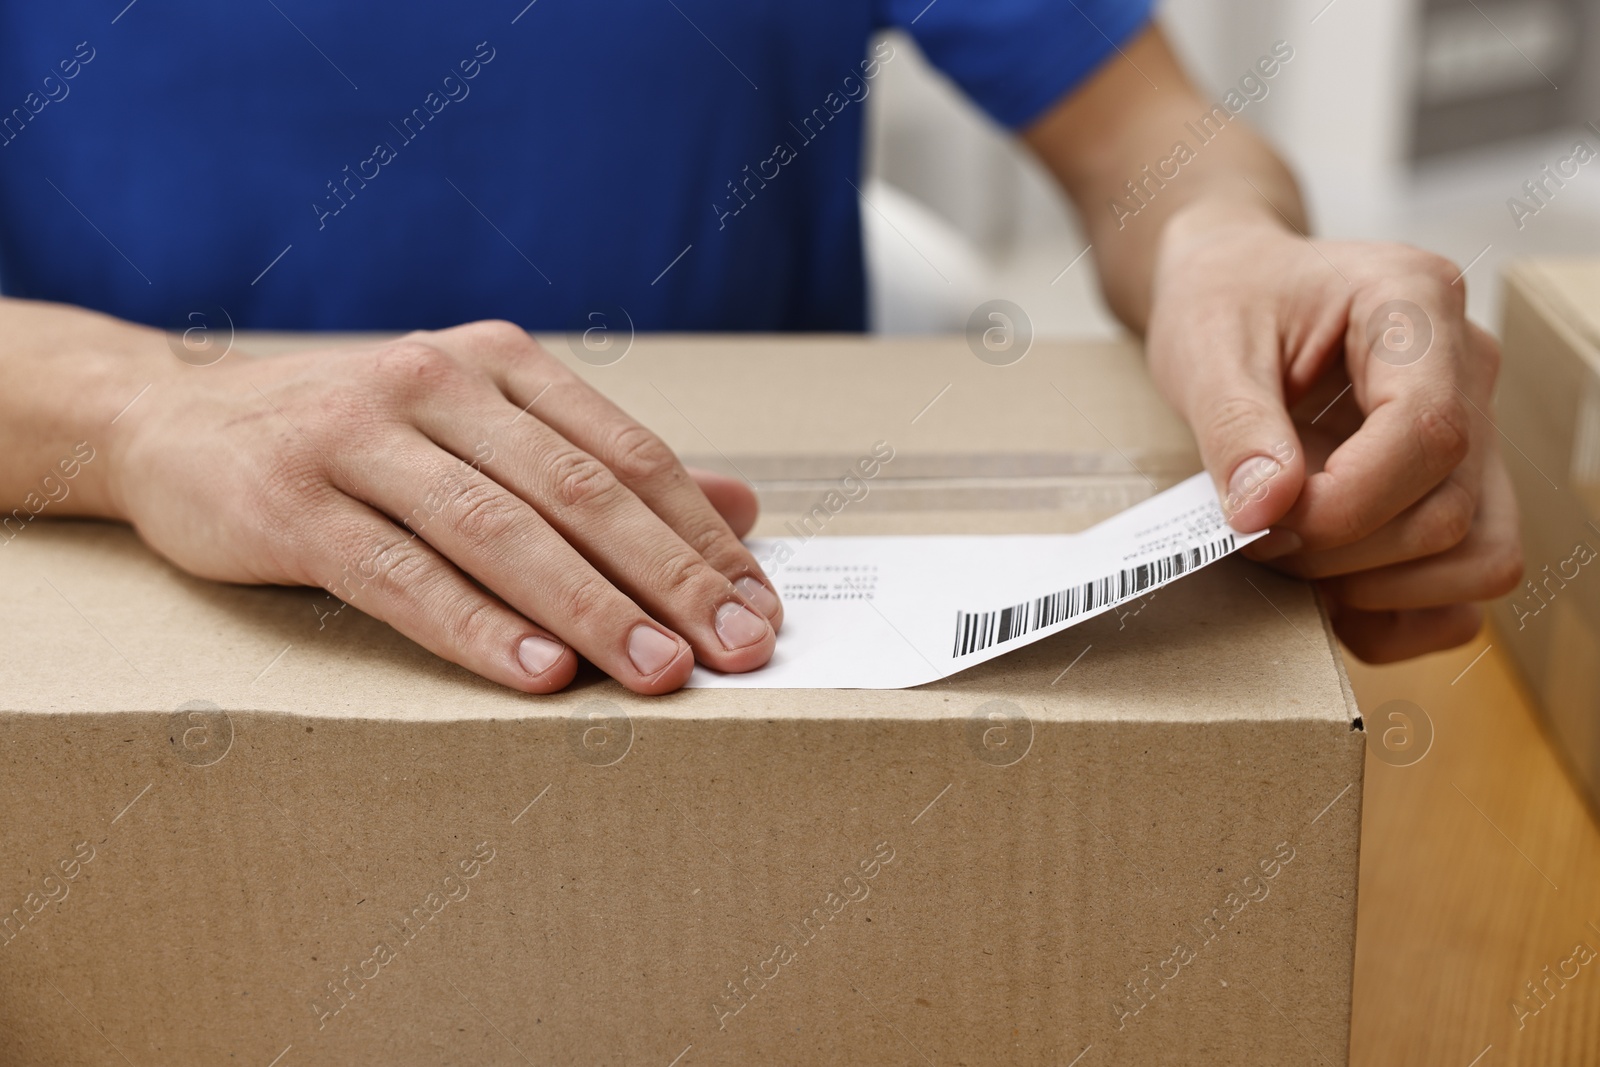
<box><xmin>1494</xmin><ymin>263</ymin><xmax>1600</xmax><ymax>810</ymax></box>
<box><xmin>0</xmin><ymin>335</ymin><xmax>1361</xmax><ymax>1065</ymax></box>
<box><xmin>1515</xmin><ymin>260</ymin><xmax>1600</xmax><ymax>359</ymax></box>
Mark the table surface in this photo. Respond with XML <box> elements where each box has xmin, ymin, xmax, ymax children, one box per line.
<box><xmin>1347</xmin><ymin>627</ymin><xmax>1600</xmax><ymax>1066</ymax></box>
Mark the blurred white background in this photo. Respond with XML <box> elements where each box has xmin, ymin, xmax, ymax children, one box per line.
<box><xmin>860</xmin><ymin>0</ymin><xmax>1600</xmax><ymax>337</ymax></box>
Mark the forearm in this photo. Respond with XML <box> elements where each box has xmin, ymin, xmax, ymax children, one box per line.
<box><xmin>1024</xmin><ymin>25</ymin><xmax>1307</xmax><ymax>333</ymax></box>
<box><xmin>0</xmin><ymin>297</ymin><xmax>174</xmax><ymax>521</ymax></box>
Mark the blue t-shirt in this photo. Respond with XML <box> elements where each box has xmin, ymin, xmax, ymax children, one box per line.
<box><xmin>0</xmin><ymin>1</ymin><xmax>1151</xmax><ymax>332</ymax></box>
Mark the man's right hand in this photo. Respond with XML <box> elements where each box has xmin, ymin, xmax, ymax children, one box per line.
<box><xmin>107</xmin><ymin>320</ymin><xmax>782</xmax><ymax>694</ymax></box>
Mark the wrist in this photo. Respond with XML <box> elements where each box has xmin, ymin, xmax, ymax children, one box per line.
<box><xmin>93</xmin><ymin>343</ymin><xmax>184</xmax><ymax>523</ymax></box>
<box><xmin>1156</xmin><ymin>189</ymin><xmax>1296</xmax><ymax>273</ymax></box>
<box><xmin>39</xmin><ymin>316</ymin><xmax>181</xmax><ymax>524</ymax></box>
<box><xmin>0</xmin><ymin>299</ymin><xmax>184</xmax><ymax>524</ymax></box>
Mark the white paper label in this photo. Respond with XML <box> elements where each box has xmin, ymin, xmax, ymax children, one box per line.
<box><xmin>688</xmin><ymin>473</ymin><xmax>1266</xmax><ymax>689</ymax></box>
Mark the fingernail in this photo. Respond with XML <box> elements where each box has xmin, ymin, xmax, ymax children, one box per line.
<box><xmin>1226</xmin><ymin>455</ymin><xmax>1282</xmax><ymax>515</ymax></box>
<box><xmin>715</xmin><ymin>601</ymin><xmax>770</xmax><ymax>651</ymax></box>
<box><xmin>628</xmin><ymin>624</ymin><xmax>682</xmax><ymax>676</ymax></box>
<box><xmin>734</xmin><ymin>575</ymin><xmax>781</xmax><ymax>618</ymax></box>
<box><xmin>1247</xmin><ymin>530</ymin><xmax>1302</xmax><ymax>561</ymax></box>
<box><xmin>517</xmin><ymin>635</ymin><xmax>566</xmax><ymax>677</ymax></box>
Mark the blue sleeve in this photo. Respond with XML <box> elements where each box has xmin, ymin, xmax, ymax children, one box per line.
<box><xmin>878</xmin><ymin>0</ymin><xmax>1157</xmax><ymax>129</ymax></box>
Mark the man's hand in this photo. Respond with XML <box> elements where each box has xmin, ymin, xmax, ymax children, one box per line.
<box><xmin>1145</xmin><ymin>214</ymin><xmax>1522</xmax><ymax>660</ymax></box>
<box><xmin>106</xmin><ymin>320</ymin><xmax>782</xmax><ymax>693</ymax></box>
<box><xmin>1026</xmin><ymin>23</ymin><xmax>1522</xmax><ymax>662</ymax></box>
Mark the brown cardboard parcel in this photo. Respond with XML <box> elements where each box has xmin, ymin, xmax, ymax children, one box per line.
<box><xmin>0</xmin><ymin>335</ymin><xmax>1363</xmax><ymax>1065</ymax></box>
<box><xmin>1494</xmin><ymin>259</ymin><xmax>1600</xmax><ymax>811</ymax></box>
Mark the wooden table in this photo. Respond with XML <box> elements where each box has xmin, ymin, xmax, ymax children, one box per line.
<box><xmin>1347</xmin><ymin>626</ymin><xmax>1600</xmax><ymax>1065</ymax></box>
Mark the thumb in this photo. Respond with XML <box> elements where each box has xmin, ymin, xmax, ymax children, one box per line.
<box><xmin>687</xmin><ymin>466</ymin><xmax>760</xmax><ymax>539</ymax></box>
<box><xmin>1181</xmin><ymin>354</ymin><xmax>1305</xmax><ymax>535</ymax></box>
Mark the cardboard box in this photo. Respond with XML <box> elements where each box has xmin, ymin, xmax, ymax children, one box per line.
<box><xmin>1494</xmin><ymin>260</ymin><xmax>1600</xmax><ymax>810</ymax></box>
<box><xmin>0</xmin><ymin>335</ymin><xmax>1363</xmax><ymax>1065</ymax></box>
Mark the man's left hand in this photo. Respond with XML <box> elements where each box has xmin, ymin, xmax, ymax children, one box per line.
<box><xmin>1145</xmin><ymin>214</ymin><xmax>1523</xmax><ymax>662</ymax></box>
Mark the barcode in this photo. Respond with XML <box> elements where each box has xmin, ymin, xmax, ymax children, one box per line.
<box><xmin>950</xmin><ymin>534</ymin><xmax>1236</xmax><ymax>658</ymax></box>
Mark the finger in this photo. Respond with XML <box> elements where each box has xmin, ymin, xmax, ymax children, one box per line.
<box><xmin>345</xmin><ymin>336</ymin><xmax>774</xmax><ymax>673</ymax></box>
<box><xmin>1252</xmin><ymin>333</ymin><xmax>1488</xmax><ymax>570</ymax></box>
<box><xmin>300</xmin><ymin>495</ymin><xmax>579</xmax><ymax>694</ymax></box>
<box><xmin>341</xmin><ymin>432</ymin><xmax>726</xmax><ymax>692</ymax></box>
<box><xmin>1319</xmin><ymin>450</ymin><xmax>1522</xmax><ymax>610</ymax></box>
<box><xmin>448</xmin><ymin>416</ymin><xmax>776</xmax><ymax>671</ymax></box>
<box><xmin>1158</xmin><ymin>317</ymin><xmax>1305</xmax><ymax>533</ymax></box>
<box><xmin>552</xmin><ymin>400</ymin><xmax>783</xmax><ymax>626</ymax></box>
<box><xmin>689</xmin><ymin>466</ymin><xmax>759</xmax><ymax>539</ymax></box>
<box><xmin>374</xmin><ymin>400</ymin><xmax>774</xmax><ymax>677</ymax></box>
<box><xmin>424</xmin><ymin>321</ymin><xmax>783</xmax><ymax>624</ymax></box>
<box><xmin>1330</xmin><ymin>601</ymin><xmax>1482</xmax><ymax>664</ymax></box>
<box><xmin>1279</xmin><ymin>266</ymin><xmax>1474</xmax><ymax>550</ymax></box>
<box><xmin>1255</xmin><ymin>473</ymin><xmax>1479</xmax><ymax>578</ymax></box>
